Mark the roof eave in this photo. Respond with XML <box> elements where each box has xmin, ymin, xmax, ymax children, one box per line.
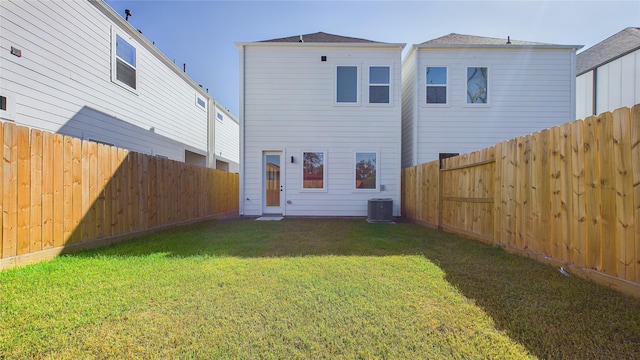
<box><xmin>577</xmin><ymin>45</ymin><xmax>640</xmax><ymax>76</ymax></box>
<box><xmin>416</xmin><ymin>44</ymin><xmax>583</xmax><ymax>50</ymax></box>
<box><xmin>235</xmin><ymin>42</ymin><xmax>406</xmax><ymax>50</ymax></box>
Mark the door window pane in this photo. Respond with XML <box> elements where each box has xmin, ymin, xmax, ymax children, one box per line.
<box><xmin>265</xmin><ymin>155</ymin><xmax>280</xmax><ymax>206</ymax></box>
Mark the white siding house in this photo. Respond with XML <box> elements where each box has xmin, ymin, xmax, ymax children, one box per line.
<box><xmin>401</xmin><ymin>33</ymin><xmax>581</xmax><ymax>167</ymax></box>
<box><xmin>237</xmin><ymin>32</ymin><xmax>404</xmax><ymax>217</ymax></box>
<box><xmin>212</xmin><ymin>102</ymin><xmax>240</xmax><ymax>173</ymax></box>
<box><xmin>576</xmin><ymin>27</ymin><xmax>640</xmax><ymax>120</ymax></box>
<box><xmin>0</xmin><ymin>0</ymin><xmax>237</xmax><ymax>170</ymax></box>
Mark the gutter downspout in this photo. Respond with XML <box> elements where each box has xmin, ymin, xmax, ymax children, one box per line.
<box><xmin>238</xmin><ymin>45</ymin><xmax>246</xmax><ymax>216</ymax></box>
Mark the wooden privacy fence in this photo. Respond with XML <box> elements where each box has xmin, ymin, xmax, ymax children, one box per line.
<box><xmin>402</xmin><ymin>105</ymin><xmax>640</xmax><ymax>297</ymax></box>
<box><xmin>1</xmin><ymin>121</ymin><xmax>239</xmax><ymax>269</ymax></box>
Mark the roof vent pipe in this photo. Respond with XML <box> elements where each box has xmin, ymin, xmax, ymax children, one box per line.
<box><xmin>506</xmin><ymin>36</ymin><xmax>511</xmax><ymax>45</ymax></box>
<box><xmin>125</xmin><ymin>9</ymin><xmax>131</xmax><ymax>21</ymax></box>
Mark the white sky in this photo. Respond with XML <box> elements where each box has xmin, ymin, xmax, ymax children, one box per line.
<box><xmin>105</xmin><ymin>0</ymin><xmax>640</xmax><ymax>116</ymax></box>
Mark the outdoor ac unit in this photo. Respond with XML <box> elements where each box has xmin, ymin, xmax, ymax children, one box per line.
<box><xmin>367</xmin><ymin>198</ymin><xmax>393</xmax><ymax>222</ymax></box>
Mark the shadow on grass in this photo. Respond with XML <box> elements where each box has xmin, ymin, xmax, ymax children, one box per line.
<box><xmin>70</xmin><ymin>217</ymin><xmax>640</xmax><ymax>359</ymax></box>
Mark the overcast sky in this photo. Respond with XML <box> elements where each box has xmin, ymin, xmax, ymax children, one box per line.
<box><xmin>104</xmin><ymin>0</ymin><xmax>639</xmax><ymax>117</ymax></box>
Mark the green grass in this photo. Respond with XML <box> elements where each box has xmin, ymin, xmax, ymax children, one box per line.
<box><xmin>1</xmin><ymin>218</ymin><xmax>639</xmax><ymax>359</ymax></box>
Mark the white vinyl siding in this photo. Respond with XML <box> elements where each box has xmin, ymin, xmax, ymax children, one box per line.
<box><xmin>404</xmin><ymin>47</ymin><xmax>577</xmax><ymax>165</ymax></box>
<box><xmin>241</xmin><ymin>45</ymin><xmax>402</xmax><ymax>216</ymax></box>
<box><xmin>0</xmin><ymin>0</ymin><xmax>209</xmax><ymax>162</ymax></box>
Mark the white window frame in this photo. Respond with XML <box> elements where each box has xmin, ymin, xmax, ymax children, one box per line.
<box><xmin>425</xmin><ymin>66</ymin><xmax>449</xmax><ymax>106</ymax></box>
<box><xmin>301</xmin><ymin>150</ymin><xmax>327</xmax><ymax>192</ymax></box>
<box><xmin>465</xmin><ymin>66</ymin><xmax>490</xmax><ymax>106</ymax></box>
<box><xmin>353</xmin><ymin>151</ymin><xmax>379</xmax><ymax>191</ymax></box>
<box><xmin>195</xmin><ymin>94</ymin><xmax>207</xmax><ymax>111</ymax></box>
<box><xmin>0</xmin><ymin>92</ymin><xmax>15</xmax><ymax>121</ymax></box>
<box><xmin>367</xmin><ymin>65</ymin><xmax>391</xmax><ymax>105</ymax></box>
<box><xmin>335</xmin><ymin>65</ymin><xmax>360</xmax><ymax>105</ymax></box>
<box><xmin>216</xmin><ymin>112</ymin><xmax>224</xmax><ymax>122</ymax></box>
<box><xmin>111</xmin><ymin>28</ymin><xmax>137</xmax><ymax>92</ymax></box>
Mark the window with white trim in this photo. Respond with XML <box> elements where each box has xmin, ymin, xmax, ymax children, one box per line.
<box><xmin>426</xmin><ymin>67</ymin><xmax>447</xmax><ymax>104</ymax></box>
<box><xmin>336</xmin><ymin>66</ymin><xmax>358</xmax><ymax>103</ymax></box>
<box><xmin>112</xmin><ymin>31</ymin><xmax>137</xmax><ymax>90</ymax></box>
<box><xmin>355</xmin><ymin>152</ymin><xmax>377</xmax><ymax>190</ymax></box>
<box><xmin>369</xmin><ymin>66</ymin><xmax>390</xmax><ymax>104</ymax></box>
<box><xmin>302</xmin><ymin>151</ymin><xmax>325</xmax><ymax>190</ymax></box>
<box><xmin>196</xmin><ymin>96</ymin><xmax>206</xmax><ymax>110</ymax></box>
<box><xmin>467</xmin><ymin>67</ymin><xmax>488</xmax><ymax>104</ymax></box>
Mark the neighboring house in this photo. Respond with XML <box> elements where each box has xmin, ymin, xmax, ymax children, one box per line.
<box><xmin>212</xmin><ymin>102</ymin><xmax>240</xmax><ymax>173</ymax></box>
<box><xmin>401</xmin><ymin>33</ymin><xmax>582</xmax><ymax>167</ymax></box>
<box><xmin>0</xmin><ymin>0</ymin><xmax>238</xmax><ymax>171</ymax></box>
<box><xmin>236</xmin><ymin>32</ymin><xmax>405</xmax><ymax>217</ymax></box>
<box><xmin>576</xmin><ymin>27</ymin><xmax>640</xmax><ymax>120</ymax></box>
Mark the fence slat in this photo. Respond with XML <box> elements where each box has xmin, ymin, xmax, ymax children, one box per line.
<box><xmin>2</xmin><ymin>123</ymin><xmax>17</xmax><ymax>258</ymax></box>
<box><xmin>571</xmin><ymin>120</ymin><xmax>587</xmax><ymax>267</ymax></box>
<box><xmin>584</xmin><ymin>115</ymin><xmax>601</xmax><ymax>271</ymax></box>
<box><xmin>52</xmin><ymin>134</ymin><xmax>64</xmax><ymax>248</ymax></box>
<box><xmin>613</xmin><ymin>108</ymin><xmax>635</xmax><ymax>281</ymax></box>
<box><xmin>631</xmin><ymin>104</ymin><xmax>640</xmax><ymax>284</ymax></box>
<box><xmin>42</xmin><ymin>132</ymin><xmax>54</xmax><ymax>250</ymax></box>
<box><xmin>599</xmin><ymin>112</ymin><xmax>618</xmax><ymax>276</ymax></box>
<box><xmin>16</xmin><ymin>126</ymin><xmax>30</xmax><ymax>255</ymax></box>
<box><xmin>29</xmin><ymin>129</ymin><xmax>43</xmax><ymax>253</ymax></box>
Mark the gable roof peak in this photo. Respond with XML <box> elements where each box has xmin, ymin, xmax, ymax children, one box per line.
<box><xmin>419</xmin><ymin>33</ymin><xmax>553</xmax><ymax>46</ymax></box>
<box><xmin>259</xmin><ymin>31</ymin><xmax>381</xmax><ymax>44</ymax></box>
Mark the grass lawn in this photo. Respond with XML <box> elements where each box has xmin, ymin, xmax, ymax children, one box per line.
<box><xmin>1</xmin><ymin>218</ymin><xmax>639</xmax><ymax>359</ymax></box>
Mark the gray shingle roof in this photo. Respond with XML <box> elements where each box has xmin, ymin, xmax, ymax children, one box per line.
<box><xmin>576</xmin><ymin>27</ymin><xmax>640</xmax><ymax>75</ymax></box>
<box><xmin>259</xmin><ymin>32</ymin><xmax>380</xmax><ymax>43</ymax></box>
<box><xmin>419</xmin><ymin>33</ymin><xmax>552</xmax><ymax>46</ymax></box>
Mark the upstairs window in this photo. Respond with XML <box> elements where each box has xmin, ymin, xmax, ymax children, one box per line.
<box><xmin>369</xmin><ymin>66</ymin><xmax>390</xmax><ymax>104</ymax></box>
<box><xmin>336</xmin><ymin>66</ymin><xmax>358</xmax><ymax>103</ymax></box>
<box><xmin>426</xmin><ymin>67</ymin><xmax>447</xmax><ymax>104</ymax></box>
<box><xmin>217</xmin><ymin>113</ymin><xmax>224</xmax><ymax>122</ymax></box>
<box><xmin>196</xmin><ymin>95</ymin><xmax>206</xmax><ymax>110</ymax></box>
<box><xmin>113</xmin><ymin>32</ymin><xmax>137</xmax><ymax>90</ymax></box>
<box><xmin>467</xmin><ymin>67</ymin><xmax>488</xmax><ymax>104</ymax></box>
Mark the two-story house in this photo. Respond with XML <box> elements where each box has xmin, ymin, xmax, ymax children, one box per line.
<box><xmin>0</xmin><ymin>0</ymin><xmax>238</xmax><ymax>170</ymax></box>
<box><xmin>401</xmin><ymin>33</ymin><xmax>581</xmax><ymax>166</ymax></box>
<box><xmin>236</xmin><ymin>32</ymin><xmax>405</xmax><ymax>217</ymax></box>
